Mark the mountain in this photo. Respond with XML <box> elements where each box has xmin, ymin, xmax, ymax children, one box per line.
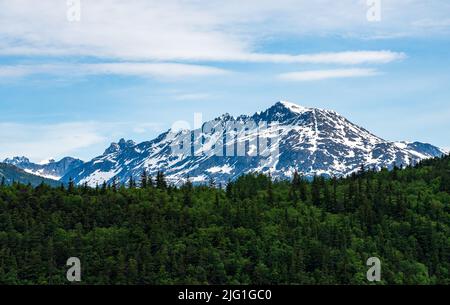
<box><xmin>60</xmin><ymin>101</ymin><xmax>446</xmax><ymax>186</ymax></box>
<box><xmin>3</xmin><ymin>156</ymin><xmax>84</xmax><ymax>180</ymax></box>
<box><xmin>0</xmin><ymin>163</ymin><xmax>60</xmax><ymax>187</ymax></box>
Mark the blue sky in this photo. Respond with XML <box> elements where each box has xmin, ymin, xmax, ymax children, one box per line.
<box><xmin>0</xmin><ymin>0</ymin><xmax>450</xmax><ymax>161</ymax></box>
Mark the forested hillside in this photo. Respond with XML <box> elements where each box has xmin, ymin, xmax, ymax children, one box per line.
<box><xmin>0</xmin><ymin>155</ymin><xmax>449</xmax><ymax>285</ymax></box>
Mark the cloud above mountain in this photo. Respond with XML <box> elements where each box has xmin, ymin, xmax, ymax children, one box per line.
<box><xmin>0</xmin><ymin>121</ymin><xmax>166</xmax><ymax>162</ymax></box>
<box><xmin>0</xmin><ymin>0</ymin><xmax>448</xmax><ymax>61</ymax></box>
<box><xmin>278</xmin><ymin>68</ymin><xmax>380</xmax><ymax>81</ymax></box>
<box><xmin>0</xmin><ymin>0</ymin><xmax>430</xmax><ymax>80</ymax></box>
<box><xmin>0</xmin><ymin>63</ymin><xmax>231</xmax><ymax>80</ymax></box>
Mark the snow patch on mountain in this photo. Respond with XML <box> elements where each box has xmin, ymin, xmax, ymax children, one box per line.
<box><xmin>278</xmin><ymin>100</ymin><xmax>311</xmax><ymax>114</ymax></box>
<box><xmin>206</xmin><ymin>164</ymin><xmax>233</xmax><ymax>174</ymax></box>
<box><xmin>24</xmin><ymin>169</ymin><xmax>61</xmax><ymax>181</ymax></box>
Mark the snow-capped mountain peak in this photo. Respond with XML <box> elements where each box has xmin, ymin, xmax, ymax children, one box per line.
<box><xmin>277</xmin><ymin>100</ymin><xmax>311</xmax><ymax>114</ymax></box>
<box><xmin>3</xmin><ymin>156</ymin><xmax>31</xmax><ymax>166</ymax></box>
<box><xmin>58</xmin><ymin>101</ymin><xmax>446</xmax><ymax>187</ymax></box>
<box><xmin>103</xmin><ymin>138</ymin><xmax>136</xmax><ymax>155</ymax></box>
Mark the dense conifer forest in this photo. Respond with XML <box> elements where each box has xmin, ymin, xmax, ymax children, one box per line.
<box><xmin>0</xmin><ymin>155</ymin><xmax>449</xmax><ymax>285</ymax></box>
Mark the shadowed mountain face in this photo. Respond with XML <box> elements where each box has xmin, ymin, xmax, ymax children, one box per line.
<box><xmin>51</xmin><ymin>101</ymin><xmax>445</xmax><ymax>187</ymax></box>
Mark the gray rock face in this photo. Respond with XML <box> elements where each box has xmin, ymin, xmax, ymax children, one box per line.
<box><xmin>57</xmin><ymin>101</ymin><xmax>445</xmax><ymax>186</ymax></box>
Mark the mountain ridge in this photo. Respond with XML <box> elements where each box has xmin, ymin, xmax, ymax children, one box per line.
<box><xmin>3</xmin><ymin>156</ymin><xmax>84</xmax><ymax>180</ymax></box>
<box><xmin>60</xmin><ymin>101</ymin><xmax>446</xmax><ymax>186</ymax></box>
<box><xmin>5</xmin><ymin>101</ymin><xmax>446</xmax><ymax>186</ymax></box>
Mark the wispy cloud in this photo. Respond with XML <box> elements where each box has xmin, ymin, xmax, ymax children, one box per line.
<box><xmin>278</xmin><ymin>68</ymin><xmax>379</xmax><ymax>81</ymax></box>
<box><xmin>0</xmin><ymin>0</ymin><xmax>413</xmax><ymax>84</ymax></box>
<box><xmin>228</xmin><ymin>51</ymin><xmax>405</xmax><ymax>65</ymax></box>
<box><xmin>0</xmin><ymin>63</ymin><xmax>230</xmax><ymax>79</ymax></box>
<box><xmin>83</xmin><ymin>63</ymin><xmax>229</xmax><ymax>78</ymax></box>
<box><xmin>0</xmin><ymin>121</ymin><xmax>167</xmax><ymax>161</ymax></box>
<box><xmin>0</xmin><ymin>0</ymin><xmax>416</xmax><ymax>62</ymax></box>
<box><xmin>0</xmin><ymin>50</ymin><xmax>404</xmax><ymax>80</ymax></box>
<box><xmin>0</xmin><ymin>122</ymin><xmax>106</xmax><ymax>161</ymax></box>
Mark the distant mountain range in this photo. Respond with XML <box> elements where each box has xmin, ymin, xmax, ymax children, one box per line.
<box><xmin>3</xmin><ymin>156</ymin><xmax>83</xmax><ymax>180</ymax></box>
<box><xmin>3</xmin><ymin>101</ymin><xmax>446</xmax><ymax>187</ymax></box>
<box><xmin>0</xmin><ymin>163</ymin><xmax>60</xmax><ymax>187</ymax></box>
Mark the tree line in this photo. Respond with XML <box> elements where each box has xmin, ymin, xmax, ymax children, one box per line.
<box><xmin>0</xmin><ymin>157</ymin><xmax>449</xmax><ymax>284</ymax></box>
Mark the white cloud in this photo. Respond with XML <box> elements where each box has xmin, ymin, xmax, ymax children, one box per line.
<box><xmin>0</xmin><ymin>63</ymin><xmax>230</xmax><ymax>79</ymax></box>
<box><xmin>278</xmin><ymin>68</ymin><xmax>379</xmax><ymax>81</ymax></box>
<box><xmin>0</xmin><ymin>50</ymin><xmax>403</xmax><ymax>80</ymax></box>
<box><xmin>271</xmin><ymin>51</ymin><xmax>405</xmax><ymax>65</ymax></box>
<box><xmin>83</xmin><ymin>63</ymin><xmax>229</xmax><ymax>78</ymax></box>
<box><xmin>202</xmin><ymin>51</ymin><xmax>405</xmax><ymax>65</ymax></box>
<box><xmin>0</xmin><ymin>0</ymin><xmax>414</xmax><ymax>85</ymax></box>
<box><xmin>0</xmin><ymin>66</ymin><xmax>36</xmax><ymax>78</ymax></box>
<box><xmin>0</xmin><ymin>122</ymin><xmax>106</xmax><ymax>161</ymax></box>
<box><xmin>0</xmin><ymin>120</ymin><xmax>169</xmax><ymax>162</ymax></box>
<box><xmin>0</xmin><ymin>51</ymin><xmax>402</xmax><ymax>80</ymax></box>
<box><xmin>0</xmin><ymin>0</ymin><xmax>247</xmax><ymax>61</ymax></box>
<box><xmin>0</xmin><ymin>0</ymin><xmax>419</xmax><ymax>63</ymax></box>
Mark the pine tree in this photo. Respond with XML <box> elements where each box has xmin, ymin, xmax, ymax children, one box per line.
<box><xmin>128</xmin><ymin>175</ymin><xmax>135</xmax><ymax>189</ymax></box>
<box><xmin>323</xmin><ymin>179</ymin><xmax>332</xmax><ymax>211</ymax></box>
<box><xmin>112</xmin><ymin>177</ymin><xmax>118</xmax><ymax>192</ymax></box>
<box><xmin>226</xmin><ymin>180</ymin><xmax>233</xmax><ymax>199</ymax></box>
<box><xmin>215</xmin><ymin>192</ymin><xmax>220</xmax><ymax>207</ymax></box>
<box><xmin>140</xmin><ymin>170</ymin><xmax>148</xmax><ymax>189</ymax></box>
<box><xmin>148</xmin><ymin>175</ymin><xmax>154</xmax><ymax>188</ymax></box>
<box><xmin>82</xmin><ymin>182</ymin><xmax>89</xmax><ymax>194</ymax></box>
<box><xmin>312</xmin><ymin>176</ymin><xmax>321</xmax><ymax>207</ymax></box>
<box><xmin>183</xmin><ymin>177</ymin><xmax>193</xmax><ymax>207</ymax></box>
<box><xmin>267</xmin><ymin>173</ymin><xmax>274</xmax><ymax>206</ymax></box>
<box><xmin>290</xmin><ymin>171</ymin><xmax>301</xmax><ymax>202</ymax></box>
<box><xmin>156</xmin><ymin>171</ymin><xmax>167</xmax><ymax>189</ymax></box>
<box><xmin>68</xmin><ymin>177</ymin><xmax>75</xmax><ymax>193</ymax></box>
<box><xmin>299</xmin><ymin>174</ymin><xmax>308</xmax><ymax>202</ymax></box>
<box><xmin>101</xmin><ymin>181</ymin><xmax>107</xmax><ymax>194</ymax></box>
<box><xmin>208</xmin><ymin>177</ymin><xmax>216</xmax><ymax>188</ymax></box>
<box><xmin>292</xmin><ymin>171</ymin><xmax>301</xmax><ymax>188</ymax></box>
<box><xmin>358</xmin><ymin>164</ymin><xmax>365</xmax><ymax>176</ymax></box>
<box><xmin>332</xmin><ymin>177</ymin><xmax>343</xmax><ymax>212</ymax></box>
